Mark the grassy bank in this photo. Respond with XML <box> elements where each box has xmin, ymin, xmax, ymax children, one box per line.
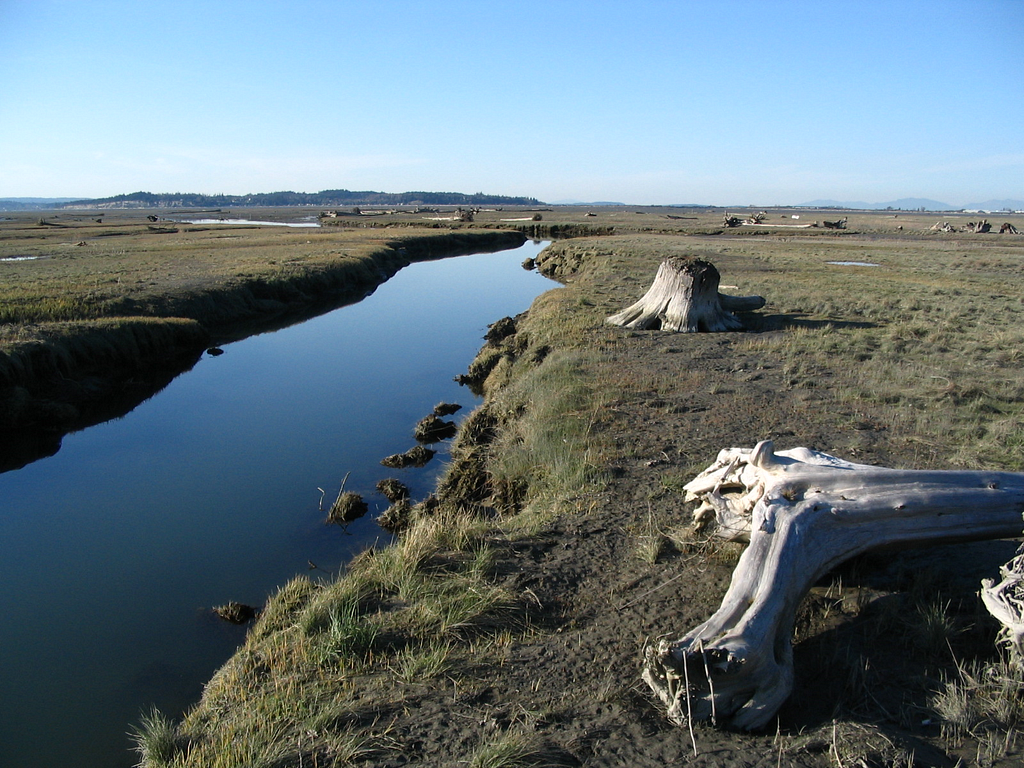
<box><xmin>0</xmin><ymin>211</ymin><xmax>524</xmax><ymax>433</ymax></box>
<box><xmin>129</xmin><ymin>213</ymin><xmax>1024</xmax><ymax>767</ymax></box>
<box><xmin>131</xmin><ymin>252</ymin><xmax>616</xmax><ymax>768</ymax></box>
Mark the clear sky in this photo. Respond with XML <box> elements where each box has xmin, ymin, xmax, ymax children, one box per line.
<box><xmin>1</xmin><ymin>0</ymin><xmax>1021</xmax><ymax>206</ymax></box>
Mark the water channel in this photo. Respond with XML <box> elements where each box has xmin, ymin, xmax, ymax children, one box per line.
<box><xmin>0</xmin><ymin>240</ymin><xmax>556</xmax><ymax>768</ymax></box>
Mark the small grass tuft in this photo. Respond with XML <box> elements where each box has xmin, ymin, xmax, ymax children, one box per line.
<box><xmin>910</xmin><ymin>598</ymin><xmax>964</xmax><ymax>659</ymax></box>
<box><xmin>327</xmin><ymin>490</ymin><xmax>368</xmax><ymax>525</ymax></box>
<box><xmin>932</xmin><ymin>656</ymin><xmax>1024</xmax><ymax>746</ymax></box>
<box><xmin>130</xmin><ymin>707</ymin><xmax>180</xmax><ymax>768</ymax></box>
<box><xmin>469</xmin><ymin>729</ymin><xmax>576</xmax><ymax>768</ymax></box>
<box><xmin>634</xmin><ymin>506</ymin><xmax>668</xmax><ymax>564</ymax></box>
<box><xmin>391</xmin><ymin>640</ymin><xmax>454</xmax><ymax>683</ymax></box>
<box><xmin>316</xmin><ymin>602</ymin><xmax>381</xmax><ymax>662</ymax></box>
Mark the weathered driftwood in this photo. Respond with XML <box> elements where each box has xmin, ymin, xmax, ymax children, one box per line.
<box><xmin>981</xmin><ymin>543</ymin><xmax>1024</xmax><ymax>666</ymax></box>
<box><xmin>820</xmin><ymin>217</ymin><xmax>848</xmax><ymax>229</ymax></box>
<box><xmin>723</xmin><ymin>211</ymin><xmax>768</xmax><ymax>228</ymax></box>
<box><xmin>606</xmin><ymin>257</ymin><xmax>764</xmax><ymax>333</ymax></box>
<box><xmin>643</xmin><ymin>440</ymin><xmax>1024</xmax><ymax>730</ymax></box>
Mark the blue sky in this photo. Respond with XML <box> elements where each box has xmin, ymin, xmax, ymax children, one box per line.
<box><xmin>1</xmin><ymin>0</ymin><xmax>1021</xmax><ymax>206</ymax></box>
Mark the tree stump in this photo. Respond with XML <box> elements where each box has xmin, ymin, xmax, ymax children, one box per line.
<box><xmin>606</xmin><ymin>257</ymin><xmax>764</xmax><ymax>332</ymax></box>
<box><xmin>643</xmin><ymin>441</ymin><xmax>1024</xmax><ymax>730</ymax></box>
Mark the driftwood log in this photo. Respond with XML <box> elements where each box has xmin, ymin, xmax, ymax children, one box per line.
<box><xmin>981</xmin><ymin>543</ymin><xmax>1024</xmax><ymax>665</ymax></box>
<box><xmin>607</xmin><ymin>257</ymin><xmax>765</xmax><ymax>333</ymax></box>
<box><xmin>643</xmin><ymin>440</ymin><xmax>1024</xmax><ymax>730</ymax></box>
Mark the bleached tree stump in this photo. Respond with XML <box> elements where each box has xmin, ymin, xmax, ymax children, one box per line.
<box><xmin>606</xmin><ymin>257</ymin><xmax>764</xmax><ymax>333</ymax></box>
<box><xmin>643</xmin><ymin>440</ymin><xmax>1024</xmax><ymax>730</ymax></box>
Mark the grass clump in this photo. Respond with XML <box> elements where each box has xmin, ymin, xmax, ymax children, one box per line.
<box><xmin>469</xmin><ymin>729</ymin><xmax>576</xmax><ymax>768</ymax></box>
<box><xmin>130</xmin><ymin>707</ymin><xmax>180</xmax><ymax>767</ymax></box>
<box><xmin>932</xmin><ymin>657</ymin><xmax>1024</xmax><ymax>751</ymax></box>
<box><xmin>148</xmin><ymin>507</ymin><xmax>520</xmax><ymax>766</ymax></box>
<box><xmin>314</xmin><ymin>602</ymin><xmax>381</xmax><ymax>663</ymax></box>
<box><xmin>633</xmin><ymin>505</ymin><xmax>668</xmax><ymax>564</ymax></box>
<box><xmin>484</xmin><ymin>349</ymin><xmax>609</xmax><ymax>527</ymax></box>
<box><xmin>390</xmin><ymin>640</ymin><xmax>454</xmax><ymax>683</ymax></box>
<box><xmin>326</xmin><ymin>490</ymin><xmax>368</xmax><ymax>525</ymax></box>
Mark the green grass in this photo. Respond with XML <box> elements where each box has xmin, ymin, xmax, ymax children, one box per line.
<box><xmin>484</xmin><ymin>349</ymin><xmax>610</xmax><ymax>528</ymax></box>
<box><xmin>390</xmin><ymin>640</ymin><xmax>454</xmax><ymax>683</ymax></box>
<box><xmin>130</xmin><ymin>708</ymin><xmax>179</xmax><ymax>768</ymax></box>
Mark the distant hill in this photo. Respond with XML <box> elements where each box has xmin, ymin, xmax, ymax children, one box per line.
<box><xmin>800</xmin><ymin>197</ymin><xmax>1024</xmax><ymax>212</ymax></box>
<box><xmin>0</xmin><ymin>197</ymin><xmax>78</xmax><ymax>211</ymax></box>
<box><xmin>800</xmin><ymin>198</ymin><xmax>959</xmax><ymax>211</ymax></box>
<box><xmin>551</xmin><ymin>200</ymin><xmax>626</xmax><ymax>206</ymax></box>
<box><xmin>964</xmin><ymin>199</ymin><xmax>1024</xmax><ymax>212</ymax></box>
<box><xmin>56</xmin><ymin>190</ymin><xmax>544</xmax><ymax>209</ymax></box>
<box><xmin>800</xmin><ymin>199</ymin><xmax>872</xmax><ymax>210</ymax></box>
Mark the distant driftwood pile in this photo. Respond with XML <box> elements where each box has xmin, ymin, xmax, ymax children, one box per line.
<box><xmin>931</xmin><ymin>219</ymin><xmax>1020</xmax><ymax>234</ymax></box>
<box><xmin>721</xmin><ymin>211</ymin><xmax>846</xmax><ymax>229</ymax></box>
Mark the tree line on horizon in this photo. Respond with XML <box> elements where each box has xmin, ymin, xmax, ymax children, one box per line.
<box><xmin>57</xmin><ymin>189</ymin><xmax>545</xmax><ymax>209</ymax></box>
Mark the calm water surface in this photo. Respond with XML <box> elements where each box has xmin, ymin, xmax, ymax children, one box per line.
<box><xmin>0</xmin><ymin>241</ymin><xmax>555</xmax><ymax>768</ymax></box>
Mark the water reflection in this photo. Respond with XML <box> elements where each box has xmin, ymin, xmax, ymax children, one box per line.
<box><xmin>0</xmin><ymin>241</ymin><xmax>555</xmax><ymax>768</ymax></box>
<box><xmin>0</xmin><ymin>352</ymin><xmax>204</xmax><ymax>473</ymax></box>
<box><xmin>178</xmin><ymin>218</ymin><xmax>320</xmax><ymax>227</ymax></box>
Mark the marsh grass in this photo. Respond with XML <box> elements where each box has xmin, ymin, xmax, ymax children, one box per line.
<box><xmin>932</xmin><ymin>657</ymin><xmax>1024</xmax><ymax>750</ymax></box>
<box><xmin>390</xmin><ymin>640</ymin><xmax>454</xmax><ymax>683</ymax></box>
<box><xmin>788</xmin><ymin>720</ymin><xmax>917</xmax><ymax>768</ymax></box>
<box><xmin>155</xmin><ymin>496</ymin><xmax>533</xmax><ymax>762</ymax></box>
<box><xmin>911</xmin><ymin>599</ymin><xmax>967</xmax><ymax>660</ymax></box>
<box><xmin>137</xmin><ymin>489</ymin><xmax>529</xmax><ymax>766</ymax></box>
<box><xmin>724</xmin><ymin>234</ymin><xmax>1024</xmax><ymax>472</ymax></box>
<box><xmin>633</xmin><ymin>505</ymin><xmax>669</xmax><ymax>564</ymax></box>
<box><xmin>0</xmin><ymin>214</ymin><xmax>525</xmax><ymax>425</ymax></box>
<box><xmin>468</xmin><ymin>729</ymin><xmax>576</xmax><ymax>768</ymax></box>
<box><xmin>483</xmin><ymin>347</ymin><xmax>611</xmax><ymax>531</ymax></box>
<box><xmin>0</xmin><ymin>214</ymin><xmax>525</xmax><ymax>327</ymax></box>
<box><xmin>312</xmin><ymin>602</ymin><xmax>381</xmax><ymax>663</ymax></box>
<box><xmin>131</xmin><ymin>707</ymin><xmax>180</xmax><ymax>767</ymax></box>
<box><xmin>0</xmin><ymin>316</ymin><xmax>208</xmax><ymax>388</ymax></box>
